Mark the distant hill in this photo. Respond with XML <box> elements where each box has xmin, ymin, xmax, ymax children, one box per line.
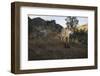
<box><xmin>77</xmin><ymin>24</ymin><xmax>88</xmax><ymax>31</ymax></box>
<box><xmin>28</xmin><ymin>17</ymin><xmax>63</xmax><ymax>38</ymax></box>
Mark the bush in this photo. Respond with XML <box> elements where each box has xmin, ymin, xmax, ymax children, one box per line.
<box><xmin>70</xmin><ymin>29</ymin><xmax>88</xmax><ymax>47</ymax></box>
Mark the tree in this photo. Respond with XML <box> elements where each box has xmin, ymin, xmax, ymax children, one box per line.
<box><xmin>63</xmin><ymin>16</ymin><xmax>79</xmax><ymax>48</ymax></box>
<box><xmin>65</xmin><ymin>16</ymin><xmax>79</xmax><ymax>29</ymax></box>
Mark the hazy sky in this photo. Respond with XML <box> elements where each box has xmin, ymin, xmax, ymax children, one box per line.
<box><xmin>29</xmin><ymin>15</ymin><xmax>88</xmax><ymax>28</ymax></box>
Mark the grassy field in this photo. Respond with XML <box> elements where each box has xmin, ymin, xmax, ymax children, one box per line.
<box><xmin>28</xmin><ymin>36</ymin><xmax>88</xmax><ymax>60</ymax></box>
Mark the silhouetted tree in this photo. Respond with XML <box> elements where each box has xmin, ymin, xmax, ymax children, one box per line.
<box><xmin>63</xmin><ymin>16</ymin><xmax>79</xmax><ymax>48</ymax></box>
<box><xmin>65</xmin><ymin>16</ymin><xmax>79</xmax><ymax>29</ymax></box>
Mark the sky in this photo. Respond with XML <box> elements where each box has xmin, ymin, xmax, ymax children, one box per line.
<box><xmin>28</xmin><ymin>15</ymin><xmax>88</xmax><ymax>28</ymax></box>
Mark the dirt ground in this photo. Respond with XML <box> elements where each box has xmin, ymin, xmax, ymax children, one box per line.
<box><xmin>28</xmin><ymin>38</ymin><xmax>88</xmax><ymax>60</ymax></box>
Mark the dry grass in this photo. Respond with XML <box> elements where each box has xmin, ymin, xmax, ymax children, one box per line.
<box><xmin>28</xmin><ymin>36</ymin><xmax>88</xmax><ymax>60</ymax></box>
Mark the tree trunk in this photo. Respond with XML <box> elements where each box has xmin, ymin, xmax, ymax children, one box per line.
<box><xmin>64</xmin><ymin>37</ymin><xmax>70</xmax><ymax>48</ymax></box>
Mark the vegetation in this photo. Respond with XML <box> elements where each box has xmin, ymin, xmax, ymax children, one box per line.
<box><xmin>70</xmin><ymin>27</ymin><xmax>88</xmax><ymax>47</ymax></box>
<box><xmin>28</xmin><ymin>16</ymin><xmax>88</xmax><ymax>60</ymax></box>
<box><xmin>65</xmin><ymin>16</ymin><xmax>79</xmax><ymax>29</ymax></box>
<box><xmin>65</xmin><ymin>16</ymin><xmax>87</xmax><ymax>47</ymax></box>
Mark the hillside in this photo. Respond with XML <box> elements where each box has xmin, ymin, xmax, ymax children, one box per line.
<box><xmin>77</xmin><ymin>24</ymin><xmax>88</xmax><ymax>31</ymax></box>
<box><xmin>28</xmin><ymin>17</ymin><xmax>63</xmax><ymax>39</ymax></box>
